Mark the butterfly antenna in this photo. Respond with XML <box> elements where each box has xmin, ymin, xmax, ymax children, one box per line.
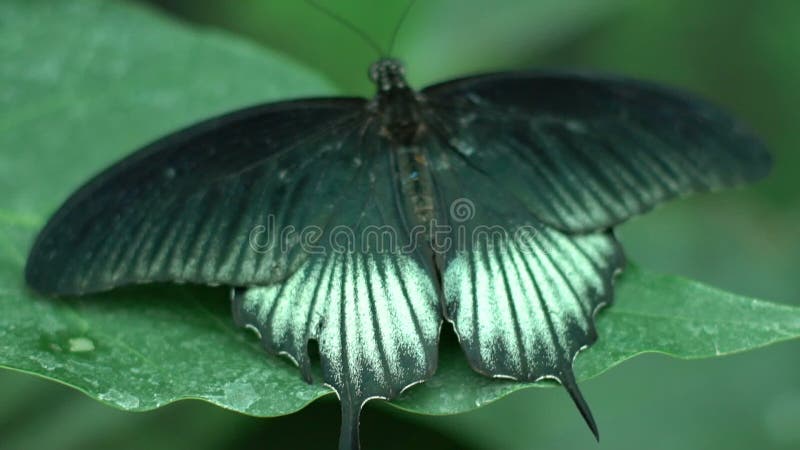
<box><xmin>305</xmin><ymin>0</ymin><xmax>384</xmax><ymax>57</ymax></box>
<box><xmin>386</xmin><ymin>0</ymin><xmax>416</xmax><ymax>57</ymax></box>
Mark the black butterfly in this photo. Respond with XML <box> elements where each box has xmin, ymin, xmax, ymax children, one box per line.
<box><xmin>24</xmin><ymin>56</ymin><xmax>770</xmax><ymax>449</ymax></box>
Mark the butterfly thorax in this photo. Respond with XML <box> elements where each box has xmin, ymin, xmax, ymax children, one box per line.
<box><xmin>369</xmin><ymin>58</ymin><xmax>427</xmax><ymax>146</ymax></box>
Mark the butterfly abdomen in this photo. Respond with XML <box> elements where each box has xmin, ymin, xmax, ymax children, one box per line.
<box><xmin>392</xmin><ymin>144</ymin><xmax>437</xmax><ymax>229</ymax></box>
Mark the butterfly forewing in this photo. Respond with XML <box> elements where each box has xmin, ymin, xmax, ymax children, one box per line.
<box><xmin>25</xmin><ymin>98</ymin><xmax>367</xmax><ymax>294</ymax></box>
<box><xmin>423</xmin><ymin>72</ymin><xmax>771</xmax><ymax>232</ymax></box>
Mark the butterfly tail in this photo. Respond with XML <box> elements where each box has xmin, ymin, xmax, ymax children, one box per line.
<box><xmin>339</xmin><ymin>397</ymin><xmax>363</xmax><ymax>450</ymax></box>
<box><xmin>561</xmin><ymin>369</ymin><xmax>599</xmax><ymax>441</ymax></box>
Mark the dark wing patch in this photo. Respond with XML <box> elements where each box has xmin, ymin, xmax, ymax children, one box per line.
<box><xmin>25</xmin><ymin>98</ymin><xmax>367</xmax><ymax>294</ymax></box>
<box><xmin>423</xmin><ymin>72</ymin><xmax>772</xmax><ymax>232</ymax></box>
<box><xmin>231</xmin><ymin>124</ymin><xmax>441</xmax><ymax>450</ymax></box>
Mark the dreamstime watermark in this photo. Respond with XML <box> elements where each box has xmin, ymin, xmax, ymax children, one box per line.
<box><xmin>248</xmin><ymin>198</ymin><xmax>541</xmax><ymax>255</ymax></box>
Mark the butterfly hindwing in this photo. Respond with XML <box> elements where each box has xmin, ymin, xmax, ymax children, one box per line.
<box><xmin>233</xmin><ymin>251</ymin><xmax>439</xmax><ymax>449</ymax></box>
<box><xmin>421</xmin><ymin>129</ymin><xmax>625</xmax><ymax>436</ymax></box>
<box><xmin>443</xmin><ymin>228</ymin><xmax>622</xmax><ymax>436</ymax></box>
<box><xmin>423</xmin><ymin>72</ymin><xmax>771</xmax><ymax>232</ymax></box>
<box><xmin>231</xmin><ymin>124</ymin><xmax>441</xmax><ymax>450</ymax></box>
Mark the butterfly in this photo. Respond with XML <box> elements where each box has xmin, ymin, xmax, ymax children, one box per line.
<box><xmin>24</xmin><ymin>53</ymin><xmax>770</xmax><ymax>449</ymax></box>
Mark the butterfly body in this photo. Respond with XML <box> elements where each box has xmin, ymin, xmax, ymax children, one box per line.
<box><xmin>370</xmin><ymin>58</ymin><xmax>447</xmax><ymax>257</ymax></box>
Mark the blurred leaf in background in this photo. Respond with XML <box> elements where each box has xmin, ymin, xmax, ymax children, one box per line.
<box><xmin>142</xmin><ymin>0</ymin><xmax>629</xmax><ymax>94</ymax></box>
<box><xmin>2</xmin><ymin>0</ymin><xmax>799</xmax><ymax>449</ymax></box>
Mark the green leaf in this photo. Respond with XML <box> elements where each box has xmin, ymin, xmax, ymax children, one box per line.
<box><xmin>1</xmin><ymin>0</ymin><xmax>799</xmax><ymax>420</ymax></box>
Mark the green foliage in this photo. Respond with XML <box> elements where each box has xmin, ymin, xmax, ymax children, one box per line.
<box><xmin>0</xmin><ymin>0</ymin><xmax>797</xmax><ymax>428</ymax></box>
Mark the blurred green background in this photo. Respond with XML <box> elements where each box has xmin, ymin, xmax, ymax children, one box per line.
<box><xmin>2</xmin><ymin>0</ymin><xmax>798</xmax><ymax>449</ymax></box>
